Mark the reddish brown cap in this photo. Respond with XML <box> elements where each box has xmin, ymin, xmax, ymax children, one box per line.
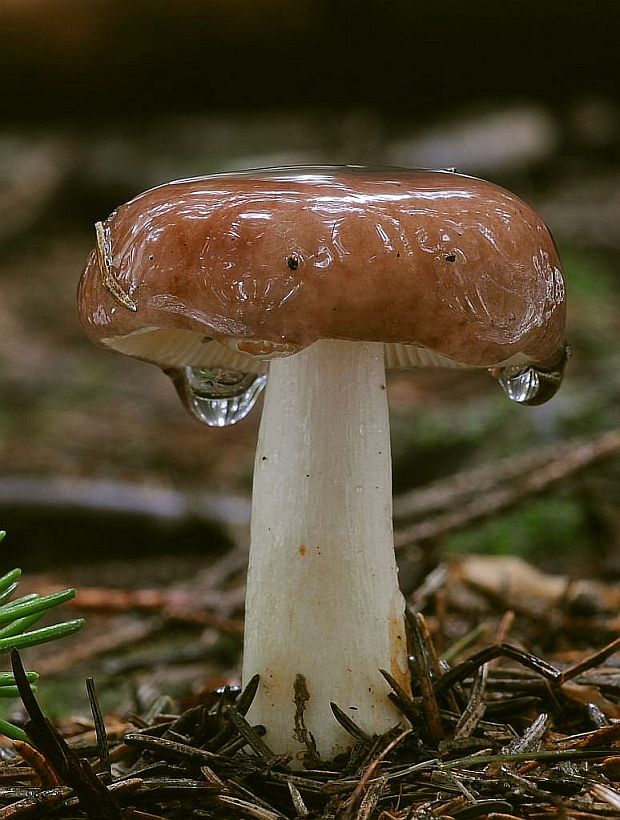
<box><xmin>78</xmin><ymin>167</ymin><xmax>567</xmax><ymax>375</ymax></box>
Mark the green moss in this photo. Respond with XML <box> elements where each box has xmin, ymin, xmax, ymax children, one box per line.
<box><xmin>560</xmin><ymin>249</ymin><xmax>615</xmax><ymax>300</ymax></box>
<box><xmin>442</xmin><ymin>497</ymin><xmax>588</xmax><ymax>559</ymax></box>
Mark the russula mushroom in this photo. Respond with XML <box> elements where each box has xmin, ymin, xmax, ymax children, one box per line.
<box><xmin>78</xmin><ymin>167</ymin><xmax>568</xmax><ymax>762</ymax></box>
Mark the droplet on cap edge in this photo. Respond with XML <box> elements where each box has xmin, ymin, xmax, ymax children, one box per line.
<box><xmin>166</xmin><ymin>366</ymin><xmax>267</xmax><ymax>426</ymax></box>
<box><xmin>493</xmin><ymin>344</ymin><xmax>569</xmax><ymax>406</ymax></box>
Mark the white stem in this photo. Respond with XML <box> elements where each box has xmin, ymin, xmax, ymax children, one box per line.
<box><xmin>242</xmin><ymin>339</ymin><xmax>409</xmax><ymax>763</ymax></box>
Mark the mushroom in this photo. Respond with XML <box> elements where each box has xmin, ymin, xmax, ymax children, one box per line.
<box><xmin>78</xmin><ymin>167</ymin><xmax>568</xmax><ymax>762</ymax></box>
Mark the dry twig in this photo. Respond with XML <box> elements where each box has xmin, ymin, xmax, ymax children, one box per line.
<box><xmin>395</xmin><ymin>428</ymin><xmax>620</xmax><ymax>548</ymax></box>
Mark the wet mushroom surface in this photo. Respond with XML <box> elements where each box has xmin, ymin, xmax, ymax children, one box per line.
<box><xmin>77</xmin><ymin>166</ymin><xmax>568</xmax><ymax>762</ymax></box>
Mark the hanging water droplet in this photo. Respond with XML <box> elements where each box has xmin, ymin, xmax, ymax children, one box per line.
<box><xmin>498</xmin><ymin>366</ymin><xmax>541</xmax><ymax>404</ymax></box>
<box><xmin>494</xmin><ymin>349</ymin><xmax>568</xmax><ymax>406</ymax></box>
<box><xmin>167</xmin><ymin>366</ymin><xmax>267</xmax><ymax>426</ymax></box>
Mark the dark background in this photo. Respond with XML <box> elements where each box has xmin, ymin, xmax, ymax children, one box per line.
<box><xmin>2</xmin><ymin>1</ymin><xmax>620</xmax><ymax>118</ymax></box>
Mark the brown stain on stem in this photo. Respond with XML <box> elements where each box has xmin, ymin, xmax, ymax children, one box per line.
<box><xmin>389</xmin><ymin>612</ymin><xmax>411</xmax><ymax>695</ymax></box>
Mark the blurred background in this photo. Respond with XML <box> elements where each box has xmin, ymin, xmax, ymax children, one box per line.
<box><xmin>0</xmin><ymin>0</ymin><xmax>619</xmax><ymax>714</ymax></box>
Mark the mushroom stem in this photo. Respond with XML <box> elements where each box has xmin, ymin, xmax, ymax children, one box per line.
<box><xmin>242</xmin><ymin>338</ymin><xmax>410</xmax><ymax>763</ymax></box>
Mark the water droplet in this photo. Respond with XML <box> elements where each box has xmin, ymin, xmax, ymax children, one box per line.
<box><xmin>494</xmin><ymin>351</ymin><xmax>567</xmax><ymax>406</ymax></box>
<box><xmin>167</xmin><ymin>366</ymin><xmax>267</xmax><ymax>426</ymax></box>
<box><xmin>355</xmin><ymin>485</ymin><xmax>364</xmax><ymax>494</ymax></box>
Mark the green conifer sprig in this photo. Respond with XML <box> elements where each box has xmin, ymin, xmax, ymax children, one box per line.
<box><xmin>0</xmin><ymin>530</ymin><xmax>85</xmax><ymax>739</ymax></box>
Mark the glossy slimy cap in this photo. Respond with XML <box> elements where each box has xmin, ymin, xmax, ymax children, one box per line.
<box><xmin>78</xmin><ymin>166</ymin><xmax>567</xmax><ymax>378</ymax></box>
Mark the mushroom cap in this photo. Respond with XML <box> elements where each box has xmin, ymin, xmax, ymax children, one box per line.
<box><xmin>78</xmin><ymin>166</ymin><xmax>567</xmax><ymax>374</ymax></box>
